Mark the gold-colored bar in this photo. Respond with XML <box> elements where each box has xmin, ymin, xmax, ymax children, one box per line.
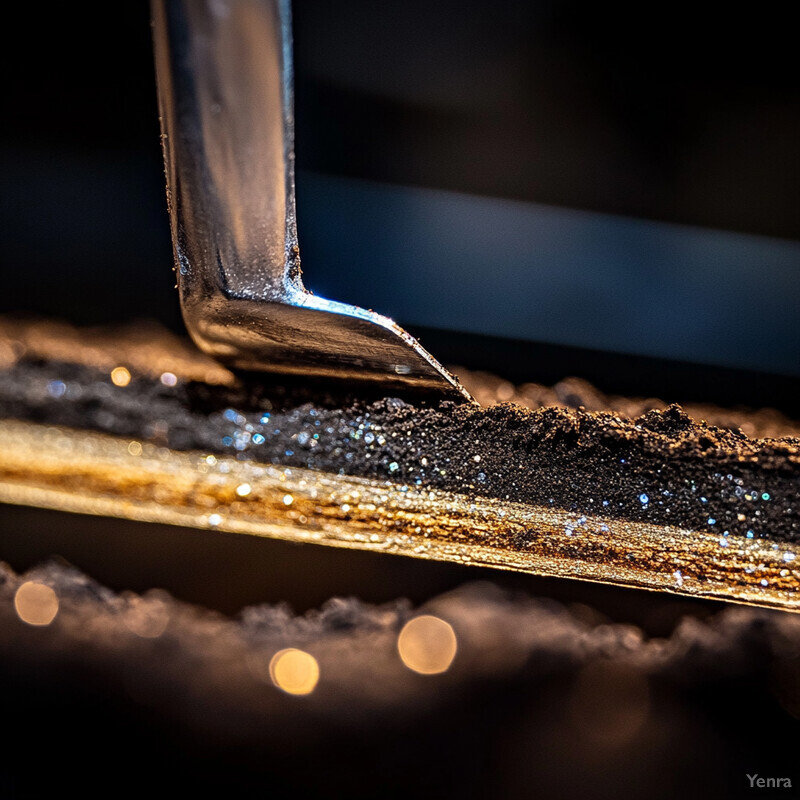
<box><xmin>1</xmin><ymin>419</ymin><xmax>797</xmax><ymax>611</ymax></box>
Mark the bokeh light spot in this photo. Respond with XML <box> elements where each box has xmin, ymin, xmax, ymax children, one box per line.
<box><xmin>269</xmin><ymin>648</ymin><xmax>319</xmax><ymax>695</ymax></box>
<box><xmin>14</xmin><ymin>582</ymin><xmax>59</xmax><ymax>626</ymax></box>
<box><xmin>110</xmin><ymin>366</ymin><xmax>131</xmax><ymax>387</ymax></box>
<box><xmin>398</xmin><ymin>615</ymin><xmax>457</xmax><ymax>675</ymax></box>
<box><xmin>124</xmin><ymin>595</ymin><xmax>170</xmax><ymax>639</ymax></box>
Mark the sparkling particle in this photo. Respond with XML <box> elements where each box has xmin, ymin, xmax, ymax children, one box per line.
<box><xmin>159</xmin><ymin>372</ymin><xmax>178</xmax><ymax>387</ymax></box>
<box><xmin>236</xmin><ymin>483</ymin><xmax>252</xmax><ymax>497</ymax></box>
<box><xmin>473</xmin><ymin>455</ymin><xmax>481</xmax><ymax>463</ymax></box>
<box><xmin>389</xmin><ymin>462</ymin><xmax>399</xmax><ymax>473</ymax></box>
<box><xmin>673</xmin><ymin>570</ymin><xmax>684</xmax><ymax>587</ymax></box>
<box><xmin>208</xmin><ymin>514</ymin><xmax>222</xmax><ymax>526</ymax></box>
<box><xmin>760</xmin><ymin>579</ymin><xmax>769</xmax><ymax>587</ymax></box>
<box><xmin>707</xmin><ymin>518</ymin><xmax>716</xmax><ymax>526</ymax></box>
<box><xmin>127</xmin><ymin>441</ymin><xmax>143</xmax><ymax>456</ymax></box>
<box><xmin>639</xmin><ymin>494</ymin><xmax>649</xmax><ymax>505</ymax></box>
<box><xmin>283</xmin><ymin>494</ymin><xmax>294</xmax><ymax>506</ymax></box>
<box><xmin>762</xmin><ymin>493</ymin><xmax>771</xmax><ymax>501</ymax></box>
<box><xmin>47</xmin><ymin>380</ymin><xmax>66</xmax><ymax>398</ymax></box>
<box><xmin>252</xmin><ymin>433</ymin><xmax>265</xmax><ymax>445</ymax></box>
<box><xmin>234</xmin><ymin>430</ymin><xmax>251</xmax><ymax>450</ymax></box>
<box><xmin>719</xmin><ymin>538</ymin><xmax>728</xmax><ymax>547</ymax></box>
<box><xmin>110</xmin><ymin>366</ymin><xmax>131</xmax><ymax>387</ymax></box>
<box><xmin>205</xmin><ymin>455</ymin><xmax>217</xmax><ymax>466</ymax></box>
<box><xmin>784</xmin><ymin>552</ymin><xmax>796</xmax><ymax>563</ymax></box>
<box><xmin>746</xmin><ymin>530</ymin><xmax>754</xmax><ymax>538</ymax></box>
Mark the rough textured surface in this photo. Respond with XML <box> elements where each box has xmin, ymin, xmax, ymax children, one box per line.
<box><xmin>1</xmin><ymin>333</ymin><xmax>798</xmax><ymax>544</ymax></box>
<box><xmin>458</xmin><ymin>370</ymin><xmax>800</xmax><ymax>440</ymax></box>
<box><xmin>1</xmin><ymin>319</ymin><xmax>799</xmax><ymax>797</ymax></box>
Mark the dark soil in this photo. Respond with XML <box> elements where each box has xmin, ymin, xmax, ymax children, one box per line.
<box><xmin>1</xmin><ymin>354</ymin><xmax>798</xmax><ymax>544</ymax></box>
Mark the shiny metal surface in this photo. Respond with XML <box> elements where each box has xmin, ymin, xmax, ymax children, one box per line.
<box><xmin>151</xmin><ymin>0</ymin><xmax>472</xmax><ymax>401</ymax></box>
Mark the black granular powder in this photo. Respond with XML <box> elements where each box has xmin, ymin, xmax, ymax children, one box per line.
<box><xmin>1</xmin><ymin>354</ymin><xmax>798</xmax><ymax>545</ymax></box>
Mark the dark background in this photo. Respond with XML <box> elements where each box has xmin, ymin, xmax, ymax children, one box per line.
<box><xmin>1</xmin><ymin>1</ymin><xmax>799</xmax><ymax>410</ymax></box>
<box><xmin>1</xmin><ymin>5</ymin><xmax>800</xmax><ymax>797</ymax></box>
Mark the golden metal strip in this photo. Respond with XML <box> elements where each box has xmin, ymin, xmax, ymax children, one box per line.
<box><xmin>1</xmin><ymin>419</ymin><xmax>798</xmax><ymax>611</ymax></box>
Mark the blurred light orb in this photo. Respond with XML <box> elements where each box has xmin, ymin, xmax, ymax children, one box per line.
<box><xmin>124</xmin><ymin>595</ymin><xmax>170</xmax><ymax>639</ymax></box>
<box><xmin>269</xmin><ymin>648</ymin><xmax>320</xmax><ymax>695</ymax></box>
<box><xmin>110</xmin><ymin>366</ymin><xmax>131</xmax><ymax>387</ymax></box>
<box><xmin>14</xmin><ymin>582</ymin><xmax>59</xmax><ymax>626</ymax></box>
<box><xmin>398</xmin><ymin>615</ymin><xmax>457</xmax><ymax>675</ymax></box>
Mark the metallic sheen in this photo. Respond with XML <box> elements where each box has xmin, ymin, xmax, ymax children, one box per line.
<box><xmin>151</xmin><ymin>0</ymin><xmax>473</xmax><ymax>401</ymax></box>
<box><xmin>2</xmin><ymin>419</ymin><xmax>798</xmax><ymax>612</ymax></box>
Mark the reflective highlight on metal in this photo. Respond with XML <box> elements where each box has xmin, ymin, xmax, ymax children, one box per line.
<box><xmin>151</xmin><ymin>0</ymin><xmax>472</xmax><ymax>402</ymax></box>
<box><xmin>1</xmin><ymin>420</ymin><xmax>797</xmax><ymax>612</ymax></box>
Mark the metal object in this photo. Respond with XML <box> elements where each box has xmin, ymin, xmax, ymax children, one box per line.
<box><xmin>1</xmin><ymin>319</ymin><xmax>798</xmax><ymax>612</ymax></box>
<box><xmin>151</xmin><ymin>0</ymin><xmax>473</xmax><ymax>402</ymax></box>
<box><xmin>2</xmin><ymin>418</ymin><xmax>798</xmax><ymax>612</ymax></box>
